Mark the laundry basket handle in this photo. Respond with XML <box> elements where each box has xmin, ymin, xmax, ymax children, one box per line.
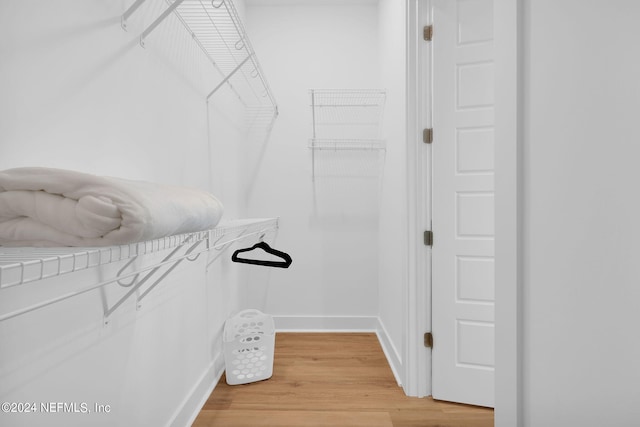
<box><xmin>234</xmin><ymin>309</ymin><xmax>264</xmax><ymax>319</ymax></box>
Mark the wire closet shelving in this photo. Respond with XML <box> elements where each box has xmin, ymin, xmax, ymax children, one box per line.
<box><xmin>122</xmin><ymin>0</ymin><xmax>277</xmax><ymax>115</ymax></box>
<box><xmin>309</xmin><ymin>89</ymin><xmax>386</xmax><ymax>145</ymax></box>
<box><xmin>309</xmin><ymin>89</ymin><xmax>386</xmax><ymax>179</ymax></box>
<box><xmin>0</xmin><ymin>3</ymin><xmax>282</xmax><ymax>323</ymax></box>
<box><xmin>0</xmin><ymin>218</ymin><xmax>279</xmax><ymax>323</ymax></box>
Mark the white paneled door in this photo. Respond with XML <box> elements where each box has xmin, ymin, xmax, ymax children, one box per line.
<box><xmin>431</xmin><ymin>0</ymin><xmax>495</xmax><ymax>408</ymax></box>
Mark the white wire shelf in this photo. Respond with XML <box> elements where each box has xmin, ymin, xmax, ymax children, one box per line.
<box><xmin>0</xmin><ymin>218</ymin><xmax>277</xmax><ymax>289</ymax></box>
<box><xmin>310</xmin><ymin>89</ymin><xmax>386</xmax><ymax>141</ymax></box>
<box><xmin>0</xmin><ymin>218</ymin><xmax>279</xmax><ymax>323</ymax></box>
<box><xmin>123</xmin><ymin>0</ymin><xmax>277</xmax><ymax>113</ymax></box>
<box><xmin>309</xmin><ymin>90</ymin><xmax>386</xmax><ymax>179</ymax></box>
<box><xmin>310</xmin><ymin>89</ymin><xmax>387</xmax><ymax>107</ymax></box>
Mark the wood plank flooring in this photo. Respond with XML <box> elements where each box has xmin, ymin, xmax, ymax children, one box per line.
<box><xmin>193</xmin><ymin>333</ymin><xmax>493</xmax><ymax>427</ymax></box>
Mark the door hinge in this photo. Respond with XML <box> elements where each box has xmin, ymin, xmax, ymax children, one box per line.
<box><xmin>423</xmin><ymin>25</ymin><xmax>433</xmax><ymax>41</ymax></box>
<box><xmin>424</xmin><ymin>332</ymin><xmax>433</xmax><ymax>348</ymax></box>
<box><xmin>423</xmin><ymin>128</ymin><xmax>433</xmax><ymax>144</ymax></box>
<box><xmin>423</xmin><ymin>230</ymin><xmax>433</xmax><ymax>246</ymax></box>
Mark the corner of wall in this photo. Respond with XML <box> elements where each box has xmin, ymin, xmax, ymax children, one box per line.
<box><xmin>168</xmin><ymin>351</ymin><xmax>226</xmax><ymax>427</ymax></box>
<box><xmin>376</xmin><ymin>317</ymin><xmax>404</xmax><ymax>387</ymax></box>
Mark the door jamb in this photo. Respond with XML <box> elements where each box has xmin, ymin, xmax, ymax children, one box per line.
<box><xmin>494</xmin><ymin>0</ymin><xmax>522</xmax><ymax>425</ymax></box>
<box><xmin>404</xmin><ymin>0</ymin><xmax>432</xmax><ymax>398</ymax></box>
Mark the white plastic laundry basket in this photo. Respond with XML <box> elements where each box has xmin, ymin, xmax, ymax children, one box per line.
<box><xmin>223</xmin><ymin>309</ymin><xmax>275</xmax><ymax>385</ymax></box>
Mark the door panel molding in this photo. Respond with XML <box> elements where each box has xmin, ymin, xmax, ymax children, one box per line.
<box><xmin>432</xmin><ymin>0</ymin><xmax>495</xmax><ymax>408</ymax></box>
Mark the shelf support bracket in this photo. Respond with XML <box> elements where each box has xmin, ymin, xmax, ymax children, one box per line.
<box><xmin>121</xmin><ymin>0</ymin><xmax>148</xmax><ymax>31</ymax></box>
<box><xmin>135</xmin><ymin>239</ymin><xmax>204</xmax><ymax>306</ymax></box>
<box><xmin>140</xmin><ymin>0</ymin><xmax>187</xmax><ymax>47</ymax></box>
<box><xmin>206</xmin><ymin>54</ymin><xmax>253</xmax><ymax>101</ymax></box>
<box><xmin>103</xmin><ymin>236</ymin><xmax>200</xmax><ymax>323</ymax></box>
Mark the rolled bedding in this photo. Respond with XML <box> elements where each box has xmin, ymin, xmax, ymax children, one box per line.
<box><xmin>0</xmin><ymin>167</ymin><xmax>224</xmax><ymax>247</ymax></box>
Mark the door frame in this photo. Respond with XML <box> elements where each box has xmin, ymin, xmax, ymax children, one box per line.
<box><xmin>493</xmin><ymin>0</ymin><xmax>522</xmax><ymax>425</ymax></box>
<box><xmin>404</xmin><ymin>0</ymin><xmax>522</xmax><ymax>424</ymax></box>
<box><xmin>404</xmin><ymin>0</ymin><xmax>432</xmax><ymax>398</ymax></box>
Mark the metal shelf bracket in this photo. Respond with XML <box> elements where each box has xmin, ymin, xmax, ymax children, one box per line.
<box><xmin>206</xmin><ymin>54</ymin><xmax>253</xmax><ymax>100</ymax></box>
<box><xmin>121</xmin><ymin>0</ymin><xmax>148</xmax><ymax>31</ymax></box>
<box><xmin>140</xmin><ymin>0</ymin><xmax>187</xmax><ymax>47</ymax></box>
<box><xmin>102</xmin><ymin>236</ymin><xmax>203</xmax><ymax>324</ymax></box>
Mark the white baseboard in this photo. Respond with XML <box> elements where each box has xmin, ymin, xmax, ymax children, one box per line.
<box><xmin>375</xmin><ymin>317</ymin><xmax>404</xmax><ymax>387</ymax></box>
<box><xmin>168</xmin><ymin>353</ymin><xmax>225</xmax><ymax>427</ymax></box>
<box><xmin>273</xmin><ymin>315</ymin><xmax>404</xmax><ymax>387</ymax></box>
<box><xmin>273</xmin><ymin>315</ymin><xmax>379</xmax><ymax>332</ymax></box>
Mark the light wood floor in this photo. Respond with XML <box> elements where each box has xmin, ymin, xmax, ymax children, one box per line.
<box><xmin>193</xmin><ymin>333</ymin><xmax>494</xmax><ymax>427</ymax></box>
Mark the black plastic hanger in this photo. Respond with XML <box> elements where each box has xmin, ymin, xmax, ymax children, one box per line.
<box><xmin>231</xmin><ymin>241</ymin><xmax>292</xmax><ymax>268</ymax></box>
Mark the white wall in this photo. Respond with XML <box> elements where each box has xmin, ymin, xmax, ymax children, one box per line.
<box><xmin>244</xmin><ymin>1</ymin><xmax>382</xmax><ymax>326</ymax></box>
<box><xmin>494</xmin><ymin>0</ymin><xmax>520</xmax><ymax>423</ymax></box>
<box><xmin>516</xmin><ymin>1</ymin><xmax>640</xmax><ymax>425</ymax></box>
<box><xmin>0</xmin><ymin>1</ymin><xmax>251</xmax><ymax>426</ymax></box>
<box><xmin>377</xmin><ymin>0</ymin><xmax>408</xmax><ymax>384</ymax></box>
